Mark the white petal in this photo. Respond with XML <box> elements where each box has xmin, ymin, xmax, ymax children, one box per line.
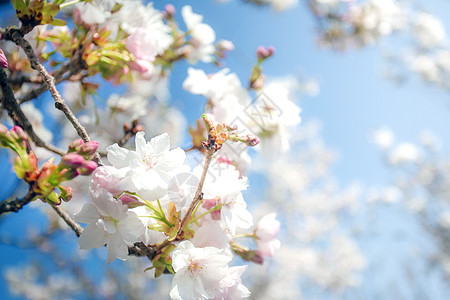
<box><xmin>150</xmin><ymin>132</ymin><xmax>170</xmax><ymax>155</ymax></box>
<box><xmin>106</xmin><ymin>233</ymin><xmax>128</xmax><ymax>263</ymax></box>
<box><xmin>182</xmin><ymin>67</ymin><xmax>209</xmax><ymax>95</ymax></box>
<box><xmin>106</xmin><ymin>143</ymin><xmax>131</xmax><ymax>168</ymax></box>
<box><xmin>79</xmin><ymin>222</ymin><xmax>107</xmax><ymax>250</ymax></box>
<box><xmin>74</xmin><ymin>203</ymin><xmax>100</xmax><ymax>224</ymax></box>
<box><xmin>117</xmin><ymin>211</ymin><xmax>145</xmax><ymax>242</ymax></box>
<box><xmin>134</xmin><ymin>131</ymin><xmax>147</xmax><ymax>159</ymax></box>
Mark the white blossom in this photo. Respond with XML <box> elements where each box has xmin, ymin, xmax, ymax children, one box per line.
<box><xmin>106</xmin><ymin>132</ymin><xmax>186</xmax><ymax>200</ymax></box>
<box><xmin>75</xmin><ymin>185</ymin><xmax>145</xmax><ymax>263</ymax></box>
<box><xmin>170</xmin><ymin>241</ymin><xmax>231</xmax><ymax>300</ymax></box>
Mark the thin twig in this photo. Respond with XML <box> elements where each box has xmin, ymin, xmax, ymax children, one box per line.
<box><xmin>154</xmin><ymin>147</ymin><xmax>215</xmax><ymax>252</ymax></box>
<box><xmin>0</xmin><ymin>187</ymin><xmax>36</xmax><ymax>215</ymax></box>
<box><xmin>51</xmin><ymin>205</ymin><xmax>83</xmax><ymax>237</ymax></box>
<box><xmin>2</xmin><ymin>27</ymin><xmax>92</xmax><ymax>143</ymax></box>
<box><xmin>0</xmin><ymin>68</ymin><xmax>66</xmax><ymax>156</ymax></box>
<box><xmin>2</xmin><ymin>26</ymin><xmax>102</xmax><ymax>164</ymax></box>
<box><xmin>18</xmin><ymin>63</ymin><xmax>72</xmax><ymax>104</ymax></box>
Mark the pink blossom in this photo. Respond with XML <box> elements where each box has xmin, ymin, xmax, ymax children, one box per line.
<box><xmin>254</xmin><ymin>213</ymin><xmax>281</xmax><ymax>257</ymax></box>
<box><xmin>91</xmin><ymin>166</ymin><xmax>127</xmax><ymax>196</ymax></box>
<box><xmin>126</xmin><ymin>27</ymin><xmax>158</xmax><ymax>73</ymax></box>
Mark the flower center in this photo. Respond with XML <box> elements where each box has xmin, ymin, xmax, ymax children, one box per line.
<box><xmin>142</xmin><ymin>153</ymin><xmax>156</xmax><ymax>170</ymax></box>
<box><xmin>188</xmin><ymin>260</ymin><xmax>205</xmax><ymax>276</ymax></box>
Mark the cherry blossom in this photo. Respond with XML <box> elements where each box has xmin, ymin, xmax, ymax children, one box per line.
<box><xmin>106</xmin><ymin>132</ymin><xmax>186</xmax><ymax>200</ymax></box>
<box><xmin>169</xmin><ymin>241</ymin><xmax>232</xmax><ymax>300</ymax></box>
<box><xmin>75</xmin><ymin>185</ymin><xmax>145</xmax><ymax>263</ymax></box>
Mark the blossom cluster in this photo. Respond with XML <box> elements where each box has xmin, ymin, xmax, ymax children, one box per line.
<box><xmin>73</xmin><ymin>127</ymin><xmax>280</xmax><ymax>299</ymax></box>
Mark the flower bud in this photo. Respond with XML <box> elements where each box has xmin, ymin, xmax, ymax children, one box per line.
<box><xmin>61</xmin><ymin>153</ymin><xmax>85</xmax><ymax>168</ymax></box>
<box><xmin>202</xmin><ymin>198</ymin><xmax>217</xmax><ymax>210</ymax></box>
<box><xmin>256</xmin><ymin>46</ymin><xmax>275</xmax><ymax>60</ymax></box>
<box><xmin>244</xmin><ymin>134</ymin><xmax>260</xmax><ymax>146</ymax></box>
<box><xmin>251</xmin><ymin>252</ymin><xmax>264</xmax><ymax>264</ymax></box>
<box><xmin>46</xmin><ymin>191</ymin><xmax>62</xmax><ymax>205</ymax></box>
<box><xmin>79</xmin><ymin>140</ymin><xmax>98</xmax><ymax>157</ymax></box>
<box><xmin>10</xmin><ymin>126</ymin><xmax>28</xmax><ymax>142</ymax></box>
<box><xmin>59</xmin><ymin>185</ymin><xmax>73</xmax><ymax>202</ymax></box>
<box><xmin>68</xmin><ymin>139</ymin><xmax>83</xmax><ymax>153</ymax></box>
<box><xmin>164</xmin><ymin>4</ymin><xmax>175</xmax><ymax>17</ymax></box>
<box><xmin>0</xmin><ymin>49</ymin><xmax>8</xmax><ymax>69</ymax></box>
<box><xmin>79</xmin><ymin>160</ymin><xmax>98</xmax><ymax>175</ymax></box>
<box><xmin>119</xmin><ymin>194</ymin><xmax>143</xmax><ymax>208</ymax></box>
<box><xmin>256</xmin><ymin>46</ymin><xmax>268</xmax><ymax>60</ymax></box>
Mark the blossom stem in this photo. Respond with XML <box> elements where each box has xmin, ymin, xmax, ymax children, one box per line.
<box><xmin>60</xmin><ymin>0</ymin><xmax>83</xmax><ymax>9</ymax></box>
<box><xmin>189</xmin><ymin>204</ymin><xmax>222</xmax><ymax>225</ymax></box>
<box><xmin>232</xmin><ymin>233</ymin><xmax>255</xmax><ymax>239</ymax></box>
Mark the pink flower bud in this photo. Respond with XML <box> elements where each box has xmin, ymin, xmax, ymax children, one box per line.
<box><xmin>245</xmin><ymin>134</ymin><xmax>260</xmax><ymax>146</ymax></box>
<box><xmin>80</xmin><ymin>140</ymin><xmax>98</xmax><ymax>157</ymax></box>
<box><xmin>72</xmin><ymin>8</ymin><xmax>83</xmax><ymax>26</ymax></box>
<box><xmin>68</xmin><ymin>139</ymin><xmax>83</xmax><ymax>152</ymax></box>
<box><xmin>256</xmin><ymin>46</ymin><xmax>275</xmax><ymax>60</ymax></box>
<box><xmin>256</xmin><ymin>46</ymin><xmax>268</xmax><ymax>60</ymax></box>
<box><xmin>80</xmin><ymin>160</ymin><xmax>98</xmax><ymax>175</ymax></box>
<box><xmin>165</xmin><ymin>4</ymin><xmax>175</xmax><ymax>17</ymax></box>
<box><xmin>61</xmin><ymin>153</ymin><xmax>85</xmax><ymax>168</ymax></box>
<box><xmin>119</xmin><ymin>194</ymin><xmax>144</xmax><ymax>208</ymax></box>
<box><xmin>202</xmin><ymin>198</ymin><xmax>217</xmax><ymax>210</ymax></box>
<box><xmin>0</xmin><ymin>49</ymin><xmax>8</xmax><ymax>69</ymax></box>
<box><xmin>211</xmin><ymin>210</ymin><xmax>221</xmax><ymax>220</ymax></box>
<box><xmin>10</xmin><ymin>126</ymin><xmax>28</xmax><ymax>142</ymax></box>
<box><xmin>251</xmin><ymin>252</ymin><xmax>264</xmax><ymax>264</ymax></box>
<box><xmin>217</xmin><ymin>155</ymin><xmax>233</xmax><ymax>165</ymax></box>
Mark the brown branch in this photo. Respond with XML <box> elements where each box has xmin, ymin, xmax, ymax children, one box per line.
<box><xmin>7</xmin><ymin>73</ymin><xmax>43</xmax><ymax>85</ymax></box>
<box><xmin>18</xmin><ymin>63</ymin><xmax>72</xmax><ymax>104</ymax></box>
<box><xmin>0</xmin><ymin>68</ymin><xmax>66</xmax><ymax>156</ymax></box>
<box><xmin>118</xmin><ymin>120</ymin><xmax>144</xmax><ymax>147</ymax></box>
<box><xmin>1</xmin><ymin>26</ymin><xmax>102</xmax><ymax>164</ymax></box>
<box><xmin>51</xmin><ymin>205</ymin><xmax>83</xmax><ymax>237</ymax></box>
<box><xmin>2</xmin><ymin>27</ymin><xmax>92</xmax><ymax>143</ymax></box>
<box><xmin>154</xmin><ymin>147</ymin><xmax>215</xmax><ymax>253</ymax></box>
<box><xmin>0</xmin><ymin>187</ymin><xmax>36</xmax><ymax>215</ymax></box>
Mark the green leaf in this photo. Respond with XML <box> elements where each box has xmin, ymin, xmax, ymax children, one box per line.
<box><xmin>12</xmin><ymin>0</ymin><xmax>28</xmax><ymax>12</ymax></box>
<box><xmin>50</xmin><ymin>18</ymin><xmax>66</xmax><ymax>26</ymax></box>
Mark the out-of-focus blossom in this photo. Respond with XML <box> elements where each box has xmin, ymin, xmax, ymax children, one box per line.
<box><xmin>182</xmin><ymin>6</ymin><xmax>216</xmax><ymax>63</ymax></box>
<box><xmin>254</xmin><ymin>213</ymin><xmax>281</xmax><ymax>257</ymax></box>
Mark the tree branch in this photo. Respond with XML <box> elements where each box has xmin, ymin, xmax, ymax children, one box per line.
<box><xmin>1</xmin><ymin>27</ymin><xmax>92</xmax><ymax>143</ymax></box>
<box><xmin>0</xmin><ymin>68</ymin><xmax>66</xmax><ymax>156</ymax></box>
<box><xmin>154</xmin><ymin>147</ymin><xmax>215</xmax><ymax>253</ymax></box>
<box><xmin>0</xmin><ymin>187</ymin><xmax>36</xmax><ymax>215</ymax></box>
<box><xmin>51</xmin><ymin>205</ymin><xmax>83</xmax><ymax>237</ymax></box>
